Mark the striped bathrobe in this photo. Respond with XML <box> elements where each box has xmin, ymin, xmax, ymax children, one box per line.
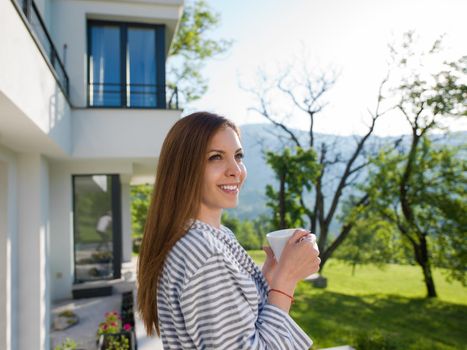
<box><xmin>157</xmin><ymin>219</ymin><xmax>313</xmax><ymax>349</ymax></box>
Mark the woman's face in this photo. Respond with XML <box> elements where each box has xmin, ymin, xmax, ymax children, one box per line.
<box><xmin>199</xmin><ymin>126</ymin><xmax>247</xmax><ymax>215</ymax></box>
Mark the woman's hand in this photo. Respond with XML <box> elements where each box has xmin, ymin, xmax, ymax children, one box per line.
<box><xmin>261</xmin><ymin>246</ymin><xmax>278</xmax><ymax>286</ymax></box>
<box><xmin>270</xmin><ymin>229</ymin><xmax>321</xmax><ymax>293</ymax></box>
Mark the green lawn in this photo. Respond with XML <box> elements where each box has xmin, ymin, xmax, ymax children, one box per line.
<box><xmin>247</xmin><ymin>250</ymin><xmax>467</xmax><ymax>350</ymax></box>
<box><xmin>248</xmin><ymin>250</ymin><xmax>267</xmax><ymax>265</ymax></box>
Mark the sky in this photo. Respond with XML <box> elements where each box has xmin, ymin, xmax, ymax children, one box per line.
<box><xmin>185</xmin><ymin>0</ymin><xmax>467</xmax><ymax>136</ymax></box>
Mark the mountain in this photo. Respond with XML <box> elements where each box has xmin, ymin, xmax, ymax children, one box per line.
<box><xmin>226</xmin><ymin>123</ymin><xmax>466</xmax><ymax>229</ymax></box>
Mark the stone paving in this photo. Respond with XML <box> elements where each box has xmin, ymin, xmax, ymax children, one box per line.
<box><xmin>50</xmin><ymin>257</ymin><xmax>163</xmax><ymax>350</ymax></box>
<box><xmin>50</xmin><ymin>294</ymin><xmax>121</xmax><ymax>349</ymax></box>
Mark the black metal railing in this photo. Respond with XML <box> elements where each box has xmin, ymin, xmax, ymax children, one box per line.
<box><xmin>13</xmin><ymin>0</ymin><xmax>70</xmax><ymax>96</ymax></box>
<box><xmin>88</xmin><ymin>83</ymin><xmax>179</xmax><ymax>110</ymax></box>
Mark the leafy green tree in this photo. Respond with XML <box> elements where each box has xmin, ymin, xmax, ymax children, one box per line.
<box><xmin>344</xmin><ymin>33</ymin><xmax>466</xmax><ymax>297</ymax></box>
<box><xmin>168</xmin><ymin>0</ymin><xmax>232</xmax><ymax>105</ymax></box>
<box><xmin>265</xmin><ymin>147</ymin><xmax>320</xmax><ymax>230</ymax></box>
<box><xmin>381</xmin><ymin>33</ymin><xmax>465</xmax><ymax>297</ymax></box>
<box><xmin>338</xmin><ymin>33</ymin><xmax>466</xmax><ymax>290</ymax></box>
<box><xmin>361</xmin><ymin>138</ymin><xmax>466</xmax><ymax>296</ymax></box>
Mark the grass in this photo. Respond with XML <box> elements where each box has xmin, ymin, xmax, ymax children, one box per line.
<box><xmin>247</xmin><ymin>250</ymin><xmax>467</xmax><ymax>350</ymax></box>
<box><xmin>247</xmin><ymin>249</ymin><xmax>267</xmax><ymax>265</ymax></box>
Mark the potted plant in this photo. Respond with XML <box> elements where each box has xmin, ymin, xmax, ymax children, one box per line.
<box><xmin>97</xmin><ymin>311</ymin><xmax>135</xmax><ymax>350</ymax></box>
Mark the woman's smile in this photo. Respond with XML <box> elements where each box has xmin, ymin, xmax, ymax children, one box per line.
<box><xmin>218</xmin><ymin>183</ymin><xmax>240</xmax><ymax>194</ymax></box>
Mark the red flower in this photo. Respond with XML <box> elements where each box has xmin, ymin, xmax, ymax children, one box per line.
<box><xmin>123</xmin><ymin>323</ymin><xmax>132</xmax><ymax>331</ymax></box>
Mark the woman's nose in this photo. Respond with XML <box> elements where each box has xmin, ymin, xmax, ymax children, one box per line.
<box><xmin>226</xmin><ymin>158</ymin><xmax>242</xmax><ymax>177</ymax></box>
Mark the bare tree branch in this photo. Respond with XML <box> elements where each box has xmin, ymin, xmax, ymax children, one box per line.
<box><xmin>324</xmin><ymin>75</ymin><xmax>389</xmax><ymax>228</ymax></box>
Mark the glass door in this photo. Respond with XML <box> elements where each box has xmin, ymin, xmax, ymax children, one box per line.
<box><xmin>73</xmin><ymin>175</ymin><xmax>121</xmax><ymax>282</ymax></box>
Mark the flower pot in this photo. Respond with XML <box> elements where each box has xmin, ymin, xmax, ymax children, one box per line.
<box><xmin>97</xmin><ymin>331</ymin><xmax>135</xmax><ymax>350</ymax></box>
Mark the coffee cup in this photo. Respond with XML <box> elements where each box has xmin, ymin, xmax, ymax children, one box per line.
<box><xmin>266</xmin><ymin>228</ymin><xmax>296</xmax><ymax>261</ymax></box>
<box><xmin>266</xmin><ymin>228</ymin><xmax>318</xmax><ymax>261</ymax></box>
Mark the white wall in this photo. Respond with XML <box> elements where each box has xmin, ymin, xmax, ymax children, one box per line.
<box><xmin>72</xmin><ymin>109</ymin><xmax>180</xmax><ymax>158</ymax></box>
<box><xmin>49</xmin><ymin>163</ymin><xmax>74</xmax><ymax>301</ymax></box>
<box><xmin>0</xmin><ymin>0</ymin><xmax>71</xmax><ymax>157</ymax></box>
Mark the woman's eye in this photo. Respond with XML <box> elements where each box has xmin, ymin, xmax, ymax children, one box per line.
<box><xmin>235</xmin><ymin>153</ymin><xmax>244</xmax><ymax>160</ymax></box>
<box><xmin>209</xmin><ymin>154</ymin><xmax>222</xmax><ymax>161</ymax></box>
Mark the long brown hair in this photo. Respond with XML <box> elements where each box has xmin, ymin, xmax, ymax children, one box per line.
<box><xmin>137</xmin><ymin>112</ymin><xmax>239</xmax><ymax>336</ymax></box>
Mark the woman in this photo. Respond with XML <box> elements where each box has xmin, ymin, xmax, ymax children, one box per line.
<box><xmin>138</xmin><ymin>112</ymin><xmax>320</xmax><ymax>349</ymax></box>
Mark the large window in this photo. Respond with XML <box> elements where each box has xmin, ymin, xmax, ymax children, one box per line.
<box><xmin>73</xmin><ymin>175</ymin><xmax>122</xmax><ymax>283</ymax></box>
<box><xmin>88</xmin><ymin>21</ymin><xmax>166</xmax><ymax>108</ymax></box>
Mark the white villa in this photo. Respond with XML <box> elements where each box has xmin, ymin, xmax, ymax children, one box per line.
<box><xmin>0</xmin><ymin>0</ymin><xmax>184</xmax><ymax>348</ymax></box>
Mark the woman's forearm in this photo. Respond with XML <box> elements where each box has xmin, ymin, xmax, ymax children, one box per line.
<box><xmin>268</xmin><ymin>272</ymin><xmax>297</xmax><ymax>313</ymax></box>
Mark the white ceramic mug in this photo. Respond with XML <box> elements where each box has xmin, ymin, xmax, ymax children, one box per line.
<box><xmin>266</xmin><ymin>228</ymin><xmax>318</xmax><ymax>262</ymax></box>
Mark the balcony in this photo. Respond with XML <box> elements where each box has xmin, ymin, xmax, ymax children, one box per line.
<box><xmin>12</xmin><ymin>0</ymin><xmax>70</xmax><ymax>98</ymax></box>
<box><xmin>88</xmin><ymin>83</ymin><xmax>179</xmax><ymax>110</ymax></box>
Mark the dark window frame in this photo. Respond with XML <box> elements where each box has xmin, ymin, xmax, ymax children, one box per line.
<box><xmin>86</xmin><ymin>20</ymin><xmax>166</xmax><ymax>109</ymax></box>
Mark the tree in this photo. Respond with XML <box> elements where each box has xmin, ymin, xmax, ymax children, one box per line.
<box><xmin>244</xmin><ymin>57</ymin><xmax>390</xmax><ymax>272</ymax></box>
<box><xmin>265</xmin><ymin>147</ymin><xmax>320</xmax><ymax>229</ymax></box>
<box><xmin>361</xmin><ymin>138</ymin><xmax>466</xmax><ymax>296</ymax></box>
<box><xmin>355</xmin><ymin>32</ymin><xmax>467</xmax><ymax>297</ymax></box>
<box><xmin>167</xmin><ymin>0</ymin><xmax>232</xmax><ymax>105</ymax></box>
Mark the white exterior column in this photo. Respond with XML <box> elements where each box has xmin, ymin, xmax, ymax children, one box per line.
<box><xmin>0</xmin><ymin>160</ymin><xmax>9</xmax><ymax>350</ymax></box>
<box><xmin>0</xmin><ymin>147</ymin><xmax>18</xmax><ymax>350</ymax></box>
<box><xmin>17</xmin><ymin>154</ymin><xmax>50</xmax><ymax>350</ymax></box>
<box><xmin>49</xmin><ymin>163</ymin><xmax>74</xmax><ymax>300</ymax></box>
<box><xmin>121</xmin><ymin>182</ymin><xmax>132</xmax><ymax>263</ymax></box>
